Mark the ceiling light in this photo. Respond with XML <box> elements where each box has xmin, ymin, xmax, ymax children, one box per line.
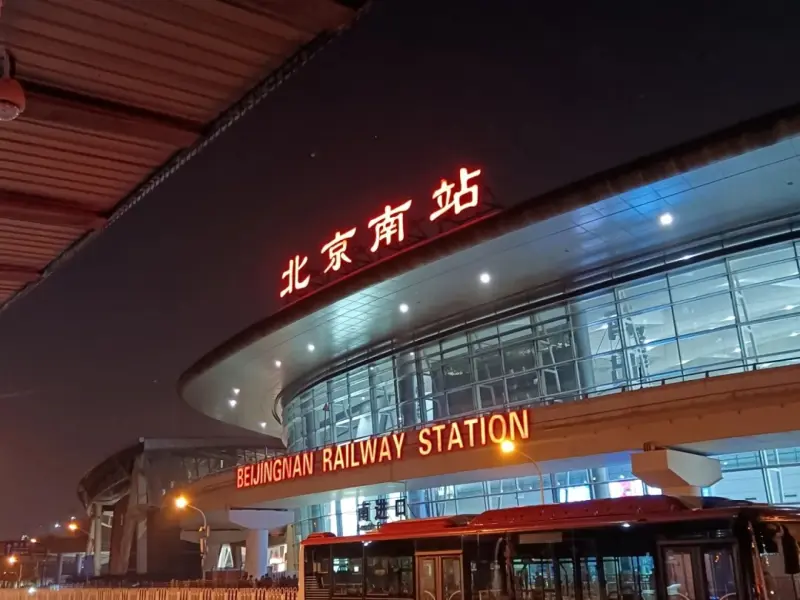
<box><xmin>659</xmin><ymin>213</ymin><xmax>674</xmax><ymax>226</ymax></box>
<box><xmin>307</xmin><ymin>343</ymin><xmax>315</xmax><ymax>352</ymax></box>
<box><xmin>399</xmin><ymin>303</ymin><xmax>409</xmax><ymax>313</ymax></box>
<box><xmin>232</xmin><ymin>388</ymin><xmax>240</xmax><ymax>395</ymax></box>
<box><xmin>274</xmin><ymin>360</ymin><xmax>282</xmax><ymax>368</ymax></box>
<box><xmin>0</xmin><ymin>49</ymin><xmax>26</xmax><ymax>122</ymax></box>
<box><xmin>785</xmin><ymin>305</ymin><xmax>796</xmax><ymax>311</ymax></box>
<box><xmin>228</xmin><ymin>398</ymin><xmax>237</xmax><ymax>408</ymax></box>
<box><xmin>479</xmin><ymin>272</ymin><xmax>491</xmax><ymax>284</ymax></box>
<box><xmin>259</xmin><ymin>422</ymin><xmax>267</xmax><ymax>429</ymax></box>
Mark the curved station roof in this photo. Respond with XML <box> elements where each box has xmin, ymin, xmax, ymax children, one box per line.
<box><xmin>0</xmin><ymin>0</ymin><xmax>363</xmax><ymax>308</ymax></box>
<box><xmin>181</xmin><ymin>104</ymin><xmax>800</xmax><ymax>436</ymax></box>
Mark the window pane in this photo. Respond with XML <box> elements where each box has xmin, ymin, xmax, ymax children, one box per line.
<box><xmin>621</xmin><ymin>307</ymin><xmax>675</xmax><ymax>345</ymax></box>
<box><xmin>674</xmin><ymin>293</ymin><xmax>736</xmax><ymax>336</ymax></box>
<box><xmin>743</xmin><ymin>315</ymin><xmax>800</xmax><ymax>360</ymax></box>
<box><xmin>678</xmin><ymin>328</ymin><xmax>742</xmax><ymax>371</ymax></box>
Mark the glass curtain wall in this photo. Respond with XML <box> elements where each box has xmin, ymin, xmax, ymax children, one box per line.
<box><xmin>294</xmin><ymin>446</ymin><xmax>800</xmax><ymax>544</ymax></box>
<box><xmin>284</xmin><ymin>239</ymin><xmax>800</xmax><ymax>453</ymax></box>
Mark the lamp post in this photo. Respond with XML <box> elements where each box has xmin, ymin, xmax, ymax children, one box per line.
<box><xmin>8</xmin><ymin>555</ymin><xmax>22</xmax><ymax>586</ymax></box>
<box><xmin>175</xmin><ymin>496</ymin><xmax>209</xmax><ymax>576</ymax></box>
<box><xmin>499</xmin><ymin>440</ymin><xmax>546</xmax><ymax>505</ymax></box>
<box><xmin>67</xmin><ymin>522</ymin><xmax>90</xmax><ymax>581</ymax></box>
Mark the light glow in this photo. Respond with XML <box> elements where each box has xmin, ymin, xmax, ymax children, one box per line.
<box><xmin>7</xmin><ymin>556</ymin><xmax>17</xmax><ymax>565</ymax></box>
<box><xmin>228</xmin><ymin>398</ymin><xmax>237</xmax><ymax>408</ymax></box>
<box><xmin>274</xmin><ymin>360</ymin><xmax>282</xmax><ymax>367</ymax></box>
<box><xmin>321</xmin><ymin>228</ymin><xmax>357</xmax><ymax>273</ymax></box>
<box><xmin>659</xmin><ymin>212</ymin><xmax>674</xmax><ymax>226</ymax></box>
<box><xmin>67</xmin><ymin>522</ymin><xmax>78</xmax><ymax>532</ymax></box>
<box><xmin>279</xmin><ymin>255</ymin><xmax>310</xmax><ymax>298</ymax></box>
<box><xmin>368</xmin><ymin>200</ymin><xmax>413</xmax><ymax>252</ymax></box>
<box><xmin>500</xmin><ymin>440</ymin><xmax>515</xmax><ymax>454</ymax></box>
<box><xmin>307</xmin><ymin>343</ymin><xmax>315</xmax><ymax>352</ymax></box>
<box><xmin>479</xmin><ymin>272</ymin><xmax>491</xmax><ymax>284</ymax></box>
<box><xmin>399</xmin><ymin>303</ymin><xmax>409</xmax><ymax>313</ymax></box>
<box><xmin>174</xmin><ymin>496</ymin><xmax>189</xmax><ymax>510</ymax></box>
<box><xmin>260</xmin><ymin>422</ymin><xmax>267</xmax><ymax>429</ymax></box>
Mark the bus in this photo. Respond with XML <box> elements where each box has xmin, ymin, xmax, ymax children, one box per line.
<box><xmin>299</xmin><ymin>496</ymin><xmax>800</xmax><ymax>600</ymax></box>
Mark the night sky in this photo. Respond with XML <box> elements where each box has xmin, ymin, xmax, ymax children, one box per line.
<box><xmin>2</xmin><ymin>0</ymin><xmax>800</xmax><ymax>538</ymax></box>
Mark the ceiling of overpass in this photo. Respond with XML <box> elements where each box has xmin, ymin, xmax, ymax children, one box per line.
<box><xmin>0</xmin><ymin>0</ymin><xmax>361</xmax><ymax>306</ymax></box>
<box><xmin>181</xmin><ymin>108</ymin><xmax>800</xmax><ymax>435</ymax></box>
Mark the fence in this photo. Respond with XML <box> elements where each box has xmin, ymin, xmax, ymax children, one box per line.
<box><xmin>0</xmin><ymin>589</ymin><xmax>299</xmax><ymax>600</ymax></box>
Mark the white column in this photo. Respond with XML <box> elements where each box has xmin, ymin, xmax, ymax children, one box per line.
<box><xmin>632</xmin><ymin>448</ymin><xmax>722</xmax><ymax>499</ymax></box>
<box><xmin>244</xmin><ymin>529</ymin><xmax>269</xmax><ymax>579</ymax></box>
<box><xmin>203</xmin><ymin>543</ymin><xmax>222</xmax><ymax>574</ymax></box>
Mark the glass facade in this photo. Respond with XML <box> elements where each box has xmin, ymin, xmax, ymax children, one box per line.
<box><xmin>284</xmin><ymin>239</ymin><xmax>800</xmax><ymax>453</ymax></box>
<box><xmin>283</xmin><ymin>237</ymin><xmax>800</xmax><ymax>550</ymax></box>
<box><xmin>294</xmin><ymin>447</ymin><xmax>800</xmax><ymax>543</ymax></box>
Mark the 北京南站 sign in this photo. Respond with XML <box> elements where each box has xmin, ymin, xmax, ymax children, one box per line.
<box><xmin>279</xmin><ymin>167</ymin><xmax>485</xmax><ymax>300</ymax></box>
<box><xmin>236</xmin><ymin>408</ymin><xmax>529</xmax><ymax>489</ymax></box>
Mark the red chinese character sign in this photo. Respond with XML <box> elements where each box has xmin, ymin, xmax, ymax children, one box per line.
<box><xmin>321</xmin><ymin>228</ymin><xmax>357</xmax><ymax>273</ymax></box>
<box><xmin>368</xmin><ymin>200</ymin><xmax>412</xmax><ymax>252</ymax></box>
<box><xmin>430</xmin><ymin>168</ymin><xmax>482</xmax><ymax>221</ymax></box>
<box><xmin>279</xmin><ymin>167</ymin><xmax>492</xmax><ymax>300</ymax></box>
<box><xmin>280</xmin><ymin>254</ymin><xmax>310</xmax><ymax>298</ymax></box>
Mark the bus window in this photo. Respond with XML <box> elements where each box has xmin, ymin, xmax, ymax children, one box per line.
<box><xmin>365</xmin><ymin>555</ymin><xmax>413</xmax><ymax>597</ymax></box>
<box><xmin>760</xmin><ymin>525</ymin><xmax>800</xmax><ymax>600</ymax></box>
<box><xmin>603</xmin><ymin>554</ymin><xmax>656</xmax><ymax>600</ymax></box>
<box><xmin>663</xmin><ymin>549</ymin><xmax>697</xmax><ymax>600</ymax></box>
<box><xmin>333</xmin><ymin>542</ymin><xmax>364</xmax><ymax>597</ymax></box>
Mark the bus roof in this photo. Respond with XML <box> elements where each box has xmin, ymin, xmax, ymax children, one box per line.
<box><xmin>301</xmin><ymin>496</ymin><xmax>800</xmax><ymax>546</ymax></box>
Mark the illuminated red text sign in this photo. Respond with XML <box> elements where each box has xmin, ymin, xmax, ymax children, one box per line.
<box><xmin>279</xmin><ymin>167</ymin><xmax>483</xmax><ymax>299</ymax></box>
<box><xmin>236</xmin><ymin>408</ymin><xmax>529</xmax><ymax>490</ymax></box>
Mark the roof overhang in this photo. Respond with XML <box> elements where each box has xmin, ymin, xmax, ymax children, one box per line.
<box><xmin>180</xmin><ymin>104</ymin><xmax>800</xmax><ymax>435</ymax></box>
<box><xmin>0</xmin><ymin>0</ymin><xmax>365</xmax><ymax>308</ymax></box>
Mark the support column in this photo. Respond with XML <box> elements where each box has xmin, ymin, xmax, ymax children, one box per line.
<box><xmin>231</xmin><ymin>542</ymin><xmax>243</xmax><ymax>570</ymax></box>
<box><xmin>632</xmin><ymin>448</ymin><xmax>722</xmax><ymax>500</ymax></box>
<box><xmin>203</xmin><ymin>543</ymin><xmax>222</xmax><ymax>574</ymax></box>
<box><xmin>55</xmin><ymin>554</ymin><xmax>64</xmax><ymax>584</ymax></box>
<box><xmin>244</xmin><ymin>530</ymin><xmax>268</xmax><ymax>579</ymax></box>
<box><xmin>88</xmin><ymin>503</ymin><xmax>103</xmax><ymax>577</ymax></box>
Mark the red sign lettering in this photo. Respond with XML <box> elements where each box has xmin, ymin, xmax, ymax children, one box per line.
<box><xmin>278</xmin><ymin>167</ymin><xmax>483</xmax><ymax>298</ymax></box>
<box><xmin>236</xmin><ymin>408</ymin><xmax>528</xmax><ymax>490</ymax></box>
<box><xmin>279</xmin><ymin>254</ymin><xmax>310</xmax><ymax>298</ymax></box>
<box><xmin>321</xmin><ymin>228</ymin><xmax>357</xmax><ymax>273</ymax></box>
<box><xmin>367</xmin><ymin>200</ymin><xmax>413</xmax><ymax>253</ymax></box>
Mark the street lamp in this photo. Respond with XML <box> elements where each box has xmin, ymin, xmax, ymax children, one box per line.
<box><xmin>499</xmin><ymin>440</ymin><xmax>546</xmax><ymax>505</ymax></box>
<box><xmin>7</xmin><ymin>555</ymin><xmax>22</xmax><ymax>586</ymax></box>
<box><xmin>175</xmin><ymin>496</ymin><xmax>209</xmax><ymax>575</ymax></box>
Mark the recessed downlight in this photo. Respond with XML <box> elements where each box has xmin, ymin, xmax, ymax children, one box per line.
<box><xmin>228</xmin><ymin>398</ymin><xmax>237</xmax><ymax>408</ymax></box>
<box><xmin>399</xmin><ymin>303</ymin><xmax>409</xmax><ymax>313</ymax></box>
<box><xmin>260</xmin><ymin>422</ymin><xmax>267</xmax><ymax>429</ymax></box>
<box><xmin>307</xmin><ymin>343</ymin><xmax>315</xmax><ymax>352</ymax></box>
<box><xmin>479</xmin><ymin>272</ymin><xmax>491</xmax><ymax>284</ymax></box>
<box><xmin>275</xmin><ymin>360</ymin><xmax>282</xmax><ymax>368</ymax></box>
<box><xmin>659</xmin><ymin>212</ymin><xmax>674</xmax><ymax>226</ymax></box>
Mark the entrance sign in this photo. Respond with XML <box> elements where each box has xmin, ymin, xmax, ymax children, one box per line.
<box><xmin>236</xmin><ymin>407</ymin><xmax>530</xmax><ymax>490</ymax></box>
<box><xmin>278</xmin><ymin>167</ymin><xmax>485</xmax><ymax>300</ymax></box>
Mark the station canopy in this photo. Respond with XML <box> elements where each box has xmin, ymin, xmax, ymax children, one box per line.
<box><xmin>180</xmin><ymin>106</ymin><xmax>800</xmax><ymax>436</ymax></box>
<box><xmin>0</xmin><ymin>0</ymin><xmax>362</xmax><ymax>306</ymax></box>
